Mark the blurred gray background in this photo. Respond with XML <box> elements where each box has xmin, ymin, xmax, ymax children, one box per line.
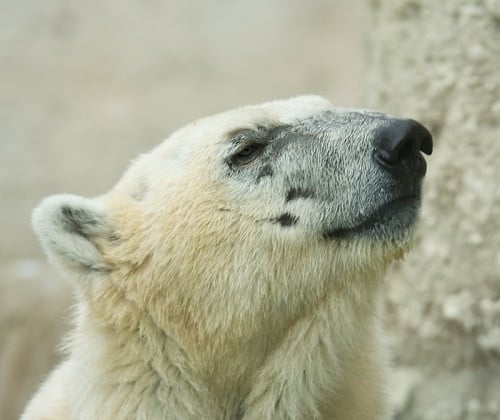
<box><xmin>2</xmin><ymin>1</ymin><xmax>500</xmax><ymax>420</ymax></box>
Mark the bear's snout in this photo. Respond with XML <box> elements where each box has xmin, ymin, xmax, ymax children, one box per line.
<box><xmin>372</xmin><ymin>118</ymin><xmax>433</xmax><ymax>178</ymax></box>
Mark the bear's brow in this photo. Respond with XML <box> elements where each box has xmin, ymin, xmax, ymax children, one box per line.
<box><xmin>225</xmin><ymin>127</ymin><xmax>258</xmax><ymax>142</ymax></box>
<box><xmin>225</xmin><ymin>124</ymin><xmax>290</xmax><ymax>144</ymax></box>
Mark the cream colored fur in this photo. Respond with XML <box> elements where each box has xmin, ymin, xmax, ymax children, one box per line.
<box><xmin>21</xmin><ymin>96</ymin><xmax>415</xmax><ymax>420</ymax></box>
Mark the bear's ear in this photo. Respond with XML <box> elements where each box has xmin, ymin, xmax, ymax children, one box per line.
<box><xmin>32</xmin><ymin>194</ymin><xmax>111</xmax><ymax>275</ymax></box>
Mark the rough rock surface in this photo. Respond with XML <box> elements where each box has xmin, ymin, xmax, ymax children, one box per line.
<box><xmin>365</xmin><ymin>0</ymin><xmax>500</xmax><ymax>418</ymax></box>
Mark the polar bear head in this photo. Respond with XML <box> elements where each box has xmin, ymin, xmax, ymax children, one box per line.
<box><xmin>32</xmin><ymin>96</ymin><xmax>431</xmax><ymax>349</ymax></box>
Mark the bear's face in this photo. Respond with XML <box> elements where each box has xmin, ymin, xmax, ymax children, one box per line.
<box><xmin>214</xmin><ymin>105</ymin><xmax>428</xmax><ymax>245</ymax></box>
<box><xmin>32</xmin><ymin>96</ymin><xmax>431</xmax><ymax>348</ymax></box>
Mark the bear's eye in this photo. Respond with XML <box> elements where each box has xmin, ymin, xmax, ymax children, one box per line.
<box><xmin>230</xmin><ymin>142</ymin><xmax>265</xmax><ymax>166</ymax></box>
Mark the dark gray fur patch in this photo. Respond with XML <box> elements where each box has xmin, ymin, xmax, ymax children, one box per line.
<box><xmin>107</xmin><ymin>232</ymin><xmax>122</xmax><ymax>244</ymax></box>
<box><xmin>285</xmin><ymin>187</ymin><xmax>315</xmax><ymax>202</ymax></box>
<box><xmin>61</xmin><ymin>206</ymin><xmax>102</xmax><ymax>236</ymax></box>
<box><xmin>256</xmin><ymin>164</ymin><xmax>273</xmax><ymax>181</ymax></box>
<box><xmin>274</xmin><ymin>213</ymin><xmax>298</xmax><ymax>227</ymax></box>
<box><xmin>323</xmin><ymin>228</ymin><xmax>350</xmax><ymax>240</ymax></box>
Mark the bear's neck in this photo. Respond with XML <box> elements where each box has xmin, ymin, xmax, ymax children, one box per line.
<box><xmin>69</xmin><ymin>269</ymin><xmax>383</xmax><ymax>418</ymax></box>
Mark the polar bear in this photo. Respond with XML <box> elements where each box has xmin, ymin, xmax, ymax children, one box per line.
<box><xmin>22</xmin><ymin>96</ymin><xmax>432</xmax><ymax>420</ymax></box>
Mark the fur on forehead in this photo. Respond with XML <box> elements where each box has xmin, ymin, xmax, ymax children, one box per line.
<box><xmin>163</xmin><ymin>95</ymin><xmax>332</xmax><ymax>150</ymax></box>
<box><xmin>185</xmin><ymin>95</ymin><xmax>332</xmax><ymax>136</ymax></box>
<box><xmin>114</xmin><ymin>95</ymin><xmax>333</xmax><ymax>195</ymax></box>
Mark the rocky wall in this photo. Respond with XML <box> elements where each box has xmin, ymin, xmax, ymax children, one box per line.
<box><xmin>365</xmin><ymin>0</ymin><xmax>500</xmax><ymax>418</ymax></box>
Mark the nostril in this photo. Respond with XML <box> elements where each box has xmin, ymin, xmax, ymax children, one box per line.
<box><xmin>396</xmin><ymin>136</ymin><xmax>417</xmax><ymax>163</ymax></box>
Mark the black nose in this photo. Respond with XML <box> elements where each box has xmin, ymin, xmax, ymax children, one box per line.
<box><xmin>372</xmin><ymin>119</ymin><xmax>433</xmax><ymax>176</ymax></box>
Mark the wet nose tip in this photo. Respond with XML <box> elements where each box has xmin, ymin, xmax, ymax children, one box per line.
<box><xmin>373</xmin><ymin>118</ymin><xmax>433</xmax><ymax>167</ymax></box>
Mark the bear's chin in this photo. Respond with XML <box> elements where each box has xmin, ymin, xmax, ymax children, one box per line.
<box><xmin>323</xmin><ymin>195</ymin><xmax>421</xmax><ymax>242</ymax></box>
